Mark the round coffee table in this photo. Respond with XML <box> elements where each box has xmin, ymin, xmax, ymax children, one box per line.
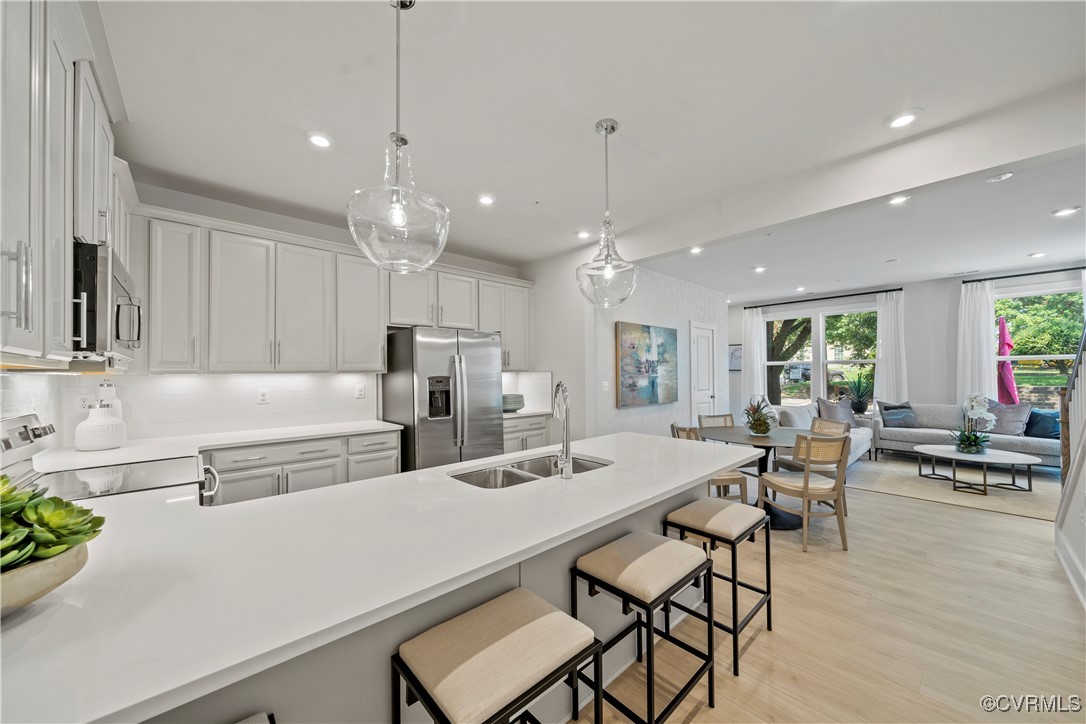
<box><xmin>698</xmin><ymin>426</ymin><xmax>836</xmax><ymax>530</ymax></box>
<box><xmin>913</xmin><ymin>444</ymin><xmax>1041</xmax><ymax>496</ymax></box>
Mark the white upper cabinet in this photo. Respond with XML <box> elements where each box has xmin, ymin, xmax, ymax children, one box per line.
<box><xmin>477</xmin><ymin>280</ymin><xmax>503</xmax><ymax>334</ymax></box>
<box><xmin>437</xmin><ymin>272</ymin><xmax>476</xmax><ymax>329</ymax></box>
<box><xmin>275</xmin><ymin>243</ymin><xmax>334</xmax><ymax>372</ymax></box>
<box><xmin>41</xmin><ymin>5</ymin><xmax>73</xmax><ymax>362</ymax></box>
<box><xmin>111</xmin><ymin>159</ymin><xmax>137</xmax><ymax>270</ymax></box>
<box><xmin>208</xmin><ymin>231</ymin><xmax>276</xmax><ymax>372</ymax></box>
<box><xmin>388</xmin><ymin>270</ymin><xmax>436</xmax><ymax>327</ymax></box>
<box><xmin>73</xmin><ymin>61</ymin><xmax>112</xmax><ymax>247</ymax></box>
<box><xmin>1</xmin><ymin>0</ymin><xmax>45</xmax><ymax>358</ymax></box>
<box><xmin>336</xmin><ymin>254</ymin><xmax>386</xmax><ymax>372</ymax></box>
<box><xmin>502</xmin><ymin>284</ymin><xmax>531</xmax><ymax>370</ymax></box>
<box><xmin>149</xmin><ymin>219</ymin><xmax>205</xmax><ymax>373</ymax></box>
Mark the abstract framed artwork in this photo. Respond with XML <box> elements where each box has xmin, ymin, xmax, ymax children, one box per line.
<box><xmin>615</xmin><ymin>321</ymin><xmax>679</xmax><ymax>408</ymax></box>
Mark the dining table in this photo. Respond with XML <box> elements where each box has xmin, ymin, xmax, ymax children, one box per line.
<box><xmin>697</xmin><ymin>425</ymin><xmax>836</xmax><ymax>530</ymax></box>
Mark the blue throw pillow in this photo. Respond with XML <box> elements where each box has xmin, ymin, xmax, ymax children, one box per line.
<box><xmin>878</xmin><ymin>401</ymin><xmax>918</xmax><ymax>428</ymax></box>
<box><xmin>1024</xmin><ymin>409</ymin><xmax>1060</xmax><ymax>439</ymax></box>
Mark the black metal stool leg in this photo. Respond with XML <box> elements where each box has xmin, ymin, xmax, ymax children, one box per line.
<box><xmin>636</xmin><ymin>611</ymin><xmax>643</xmax><ymax>663</ymax></box>
<box><xmin>645</xmin><ymin>609</ymin><xmax>655</xmax><ymax>724</ymax></box>
<box><xmin>391</xmin><ymin>658</ymin><xmax>401</xmax><ymax>723</ymax></box>
<box><xmin>706</xmin><ymin>565</ymin><xmax>716</xmax><ymax>708</ymax></box>
<box><xmin>730</xmin><ymin>542</ymin><xmax>740</xmax><ymax>676</ymax></box>
<box><xmin>593</xmin><ymin>646</ymin><xmax>604</xmax><ymax>723</ymax></box>
<box><xmin>569</xmin><ymin>568</ymin><xmax>580</xmax><ymax>720</ymax></box>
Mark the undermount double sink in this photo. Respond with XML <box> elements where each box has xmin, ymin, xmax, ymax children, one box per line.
<box><xmin>450</xmin><ymin>455</ymin><xmax>612</xmax><ymax>489</ymax></box>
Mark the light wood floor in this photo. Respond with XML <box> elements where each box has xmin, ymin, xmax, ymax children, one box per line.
<box><xmin>580</xmin><ymin>487</ymin><xmax>1085</xmax><ymax>723</ymax></box>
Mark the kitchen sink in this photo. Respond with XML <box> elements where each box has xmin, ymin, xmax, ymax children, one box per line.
<box><xmin>450</xmin><ymin>455</ymin><xmax>612</xmax><ymax>489</ymax></box>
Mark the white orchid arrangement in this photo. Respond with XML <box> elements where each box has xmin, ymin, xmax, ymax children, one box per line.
<box><xmin>963</xmin><ymin>393</ymin><xmax>997</xmax><ymax>432</ymax></box>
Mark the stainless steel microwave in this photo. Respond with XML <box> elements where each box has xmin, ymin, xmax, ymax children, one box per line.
<box><xmin>72</xmin><ymin>242</ymin><xmax>140</xmax><ymax>370</ymax></box>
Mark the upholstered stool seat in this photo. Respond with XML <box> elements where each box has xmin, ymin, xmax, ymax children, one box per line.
<box><xmin>393</xmin><ymin>588</ymin><xmax>602</xmax><ymax>724</ymax></box>
<box><xmin>666</xmin><ymin>498</ymin><xmax>766</xmax><ymax>540</ymax></box>
<box><xmin>571</xmin><ymin>531</ymin><xmax>715</xmax><ymax>724</ymax></box>
<box><xmin>575</xmin><ymin>530</ymin><xmax>706</xmax><ymax>603</ymax></box>
<box><xmin>663</xmin><ymin>498</ymin><xmax>772</xmax><ymax>676</ymax></box>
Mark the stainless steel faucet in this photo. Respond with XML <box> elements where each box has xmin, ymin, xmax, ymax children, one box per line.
<box><xmin>552</xmin><ymin>381</ymin><xmax>573</xmax><ymax>479</ymax></box>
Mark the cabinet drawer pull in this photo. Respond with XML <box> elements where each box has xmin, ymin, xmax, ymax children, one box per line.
<box><xmin>298</xmin><ymin>448</ymin><xmax>330</xmax><ymax>455</ymax></box>
<box><xmin>361</xmin><ymin>440</ymin><xmax>387</xmax><ymax>447</ymax></box>
<box><xmin>232</xmin><ymin>455</ymin><xmax>266</xmax><ymax>463</ymax></box>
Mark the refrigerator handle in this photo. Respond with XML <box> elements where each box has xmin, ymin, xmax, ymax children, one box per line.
<box><xmin>453</xmin><ymin>354</ymin><xmax>465</xmax><ymax>447</ymax></box>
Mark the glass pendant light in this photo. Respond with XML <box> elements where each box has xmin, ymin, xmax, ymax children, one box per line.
<box><xmin>348</xmin><ymin>0</ymin><xmax>449</xmax><ymax>274</ymax></box>
<box><xmin>576</xmin><ymin>118</ymin><xmax>638</xmax><ymax>307</ymax></box>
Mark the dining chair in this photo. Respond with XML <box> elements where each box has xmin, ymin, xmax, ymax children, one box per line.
<box><xmin>810</xmin><ymin>417</ymin><xmax>850</xmax><ymax>435</ymax></box>
<box><xmin>671</xmin><ymin>423</ymin><xmax>749</xmax><ymax>503</ymax></box>
<box><xmin>775</xmin><ymin>416</ymin><xmax>852</xmax><ymax>515</ymax></box>
<box><xmin>698</xmin><ymin>413</ymin><xmax>735</xmax><ymax>428</ymax></box>
<box><xmin>758</xmin><ymin>433</ymin><xmax>851</xmax><ymax>552</ymax></box>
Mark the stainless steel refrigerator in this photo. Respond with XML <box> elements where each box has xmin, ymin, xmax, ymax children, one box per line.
<box><xmin>384</xmin><ymin>327</ymin><xmax>504</xmax><ymax>470</ymax></box>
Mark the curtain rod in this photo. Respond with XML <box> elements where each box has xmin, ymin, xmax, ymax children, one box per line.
<box><xmin>743</xmin><ymin>287</ymin><xmax>902</xmax><ymax>310</ymax></box>
<box><xmin>961</xmin><ymin>266</ymin><xmax>1085</xmax><ymax>284</ymax></box>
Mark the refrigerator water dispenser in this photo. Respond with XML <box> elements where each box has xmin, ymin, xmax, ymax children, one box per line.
<box><xmin>427</xmin><ymin>377</ymin><xmax>451</xmax><ymax>418</ymax></box>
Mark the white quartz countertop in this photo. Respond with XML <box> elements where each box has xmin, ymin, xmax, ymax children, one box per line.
<box><xmin>32</xmin><ymin>420</ymin><xmax>403</xmax><ymax>473</ymax></box>
<box><xmin>503</xmin><ymin>410</ymin><xmax>551</xmax><ymax>419</ymax></box>
<box><xmin>1</xmin><ymin>432</ymin><xmax>761</xmax><ymax>723</ymax></box>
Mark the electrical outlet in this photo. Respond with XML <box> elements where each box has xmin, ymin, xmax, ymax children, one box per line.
<box><xmin>601</xmin><ymin>380</ymin><xmax>610</xmax><ymax>392</ymax></box>
<box><xmin>257</xmin><ymin>388</ymin><xmax>271</xmax><ymax>405</ymax></box>
<box><xmin>355</xmin><ymin>385</ymin><xmax>366</xmax><ymax>399</ymax></box>
<box><xmin>77</xmin><ymin>395</ymin><xmax>97</xmax><ymax>410</ymax></box>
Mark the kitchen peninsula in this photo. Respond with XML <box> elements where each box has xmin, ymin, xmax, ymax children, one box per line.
<box><xmin>1</xmin><ymin>432</ymin><xmax>761</xmax><ymax>723</ymax></box>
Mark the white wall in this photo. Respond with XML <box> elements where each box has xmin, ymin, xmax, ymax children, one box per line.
<box><xmin>521</xmin><ymin>250</ymin><xmax>730</xmax><ymax>441</ymax></box>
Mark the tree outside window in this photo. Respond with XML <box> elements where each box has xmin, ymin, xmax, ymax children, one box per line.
<box><xmin>994</xmin><ymin>291</ymin><xmax>1084</xmax><ymax>409</ymax></box>
<box><xmin>765</xmin><ymin>318</ymin><xmax>811</xmax><ymax>406</ymax></box>
<box><xmin>825</xmin><ymin>311</ymin><xmax>877</xmax><ymax>401</ymax></box>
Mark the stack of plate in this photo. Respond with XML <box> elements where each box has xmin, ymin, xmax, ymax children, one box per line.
<box><xmin>502</xmin><ymin>394</ymin><xmax>525</xmax><ymax>413</ymax></box>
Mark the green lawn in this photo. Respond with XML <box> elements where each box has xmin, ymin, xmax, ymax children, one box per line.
<box><xmin>1010</xmin><ymin>370</ymin><xmax>1069</xmax><ymax>387</ymax></box>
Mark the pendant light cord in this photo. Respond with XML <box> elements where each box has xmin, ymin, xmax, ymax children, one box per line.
<box><xmin>394</xmin><ymin>2</ymin><xmax>402</xmax><ymax>188</ymax></box>
<box><xmin>603</xmin><ymin>130</ymin><xmax>610</xmax><ymax>219</ymax></box>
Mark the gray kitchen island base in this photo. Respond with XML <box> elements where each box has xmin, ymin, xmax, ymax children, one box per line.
<box><xmin>149</xmin><ymin>488</ymin><xmax>709</xmax><ymax>724</ymax></box>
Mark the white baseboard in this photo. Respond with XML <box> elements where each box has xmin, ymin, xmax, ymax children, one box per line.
<box><xmin>1055</xmin><ymin>528</ymin><xmax>1085</xmax><ymax>608</ymax></box>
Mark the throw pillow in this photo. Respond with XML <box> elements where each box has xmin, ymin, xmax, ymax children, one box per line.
<box><xmin>977</xmin><ymin>398</ymin><xmax>1033</xmax><ymax>436</ymax></box>
<box><xmin>817</xmin><ymin>397</ymin><xmax>856</xmax><ymax>425</ymax></box>
<box><xmin>878</xmin><ymin>401</ymin><xmax>918</xmax><ymax>428</ymax></box>
<box><xmin>1024</xmin><ymin>409</ymin><xmax>1060</xmax><ymax>439</ymax></box>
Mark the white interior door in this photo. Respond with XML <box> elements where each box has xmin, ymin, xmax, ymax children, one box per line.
<box><xmin>690</xmin><ymin>321</ymin><xmax>717</xmax><ymax>423</ymax></box>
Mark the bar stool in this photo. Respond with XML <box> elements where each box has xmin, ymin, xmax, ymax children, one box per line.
<box><xmin>662</xmin><ymin>498</ymin><xmax>771</xmax><ymax>675</ymax></box>
<box><xmin>392</xmin><ymin>587</ymin><xmax>603</xmax><ymax>724</ymax></box>
<box><xmin>570</xmin><ymin>531</ymin><xmax>714</xmax><ymax>724</ymax></box>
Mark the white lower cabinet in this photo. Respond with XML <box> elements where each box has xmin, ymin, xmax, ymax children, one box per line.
<box><xmin>347</xmin><ymin>449</ymin><xmax>400</xmax><ymax>482</ymax></box>
<box><xmin>216</xmin><ymin>465</ymin><xmax>282</xmax><ymax>506</ymax></box>
<box><xmin>502</xmin><ymin>416</ymin><xmax>549</xmax><ymax>453</ymax></box>
<box><xmin>284</xmin><ymin>457</ymin><xmax>346</xmax><ymax>493</ymax></box>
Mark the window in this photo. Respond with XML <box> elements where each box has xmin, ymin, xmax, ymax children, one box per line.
<box><xmin>994</xmin><ymin>291</ymin><xmax>1084</xmax><ymax>410</ymax></box>
<box><xmin>824</xmin><ymin>311</ymin><xmax>877</xmax><ymax>402</ymax></box>
<box><xmin>766</xmin><ymin>317</ymin><xmax>812</xmax><ymax>406</ymax></box>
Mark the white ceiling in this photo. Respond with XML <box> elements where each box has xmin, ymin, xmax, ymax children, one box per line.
<box><xmin>100</xmin><ymin>2</ymin><xmax>1086</xmax><ymax>266</ymax></box>
<box><xmin>641</xmin><ymin>150</ymin><xmax>1086</xmax><ymax>303</ymax></box>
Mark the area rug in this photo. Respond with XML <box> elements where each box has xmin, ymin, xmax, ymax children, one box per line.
<box><xmin>842</xmin><ymin>455</ymin><xmax>1062</xmax><ymax>522</ymax></box>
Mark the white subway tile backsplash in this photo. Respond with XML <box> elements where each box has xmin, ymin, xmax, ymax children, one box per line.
<box><xmin>4</xmin><ymin>373</ymin><xmax>379</xmax><ymax>447</ymax></box>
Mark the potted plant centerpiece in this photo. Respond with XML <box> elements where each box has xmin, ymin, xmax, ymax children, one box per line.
<box><xmin>839</xmin><ymin>374</ymin><xmax>874</xmax><ymax>414</ymax></box>
<box><xmin>0</xmin><ymin>475</ymin><xmax>105</xmax><ymax>616</ymax></box>
<box><xmin>744</xmin><ymin>396</ymin><xmax>776</xmax><ymax>436</ymax></box>
<box><xmin>953</xmin><ymin>393</ymin><xmax>995</xmax><ymax>455</ymax></box>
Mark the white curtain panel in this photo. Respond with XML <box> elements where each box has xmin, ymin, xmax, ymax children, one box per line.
<box><xmin>741</xmin><ymin>307</ymin><xmax>767</xmax><ymax>404</ymax></box>
<box><xmin>956</xmin><ymin>280</ymin><xmax>997</xmax><ymax>402</ymax></box>
<box><xmin>874</xmin><ymin>290</ymin><xmax>908</xmax><ymax>403</ymax></box>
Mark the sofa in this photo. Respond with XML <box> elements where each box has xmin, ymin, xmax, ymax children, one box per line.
<box><xmin>770</xmin><ymin>403</ymin><xmax>874</xmax><ymax>466</ymax></box>
<box><xmin>870</xmin><ymin>403</ymin><xmax>1060</xmax><ymax>467</ymax></box>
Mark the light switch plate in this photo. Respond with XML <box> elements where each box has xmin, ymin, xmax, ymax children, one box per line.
<box><xmin>601</xmin><ymin>381</ymin><xmax>610</xmax><ymax>392</ymax></box>
<box><xmin>355</xmin><ymin>385</ymin><xmax>366</xmax><ymax>399</ymax></box>
<box><xmin>257</xmin><ymin>388</ymin><xmax>271</xmax><ymax>405</ymax></box>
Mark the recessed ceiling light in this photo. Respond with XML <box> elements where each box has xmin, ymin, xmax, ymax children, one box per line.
<box><xmin>753</xmin><ymin>266</ymin><xmax>767</xmax><ymax>273</ymax></box>
<box><xmin>690</xmin><ymin>246</ymin><xmax>703</xmax><ymax>254</ymax></box>
<box><xmin>307</xmin><ymin>131</ymin><xmax>333</xmax><ymax>148</ymax></box>
<box><xmin>478</xmin><ymin>194</ymin><xmax>495</xmax><ymax>206</ymax></box>
<box><xmin>884</xmin><ymin>258</ymin><xmax>899</xmax><ymax>263</ymax></box>
<box><xmin>1028</xmin><ymin>252</ymin><xmax>1046</xmax><ymax>258</ymax></box>
<box><xmin>888</xmin><ymin>195</ymin><xmax>910</xmax><ymax>205</ymax></box>
<box><xmin>577</xmin><ymin>231</ymin><xmax>591</xmax><ymax>240</ymax></box>
<box><xmin>726</xmin><ymin>299</ymin><xmax>731</xmax><ymax>303</ymax></box>
<box><xmin>885</xmin><ymin>108</ymin><xmax>922</xmax><ymax>128</ymax></box>
<box><xmin>795</xmin><ymin>286</ymin><xmax>805</xmax><ymax>292</ymax></box>
<box><xmin>1052</xmin><ymin>206</ymin><xmax>1081</xmax><ymax>217</ymax></box>
<box><xmin>986</xmin><ymin>172</ymin><xmax>1013</xmax><ymax>183</ymax></box>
